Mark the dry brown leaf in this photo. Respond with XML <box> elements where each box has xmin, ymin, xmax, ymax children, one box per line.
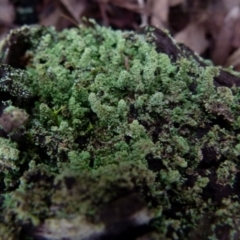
<box><xmin>40</xmin><ymin>7</ymin><xmax>62</xmax><ymax>28</ymax></box>
<box><xmin>225</xmin><ymin>48</ymin><xmax>240</xmax><ymax>70</ymax></box>
<box><xmin>104</xmin><ymin>0</ymin><xmax>145</xmax><ymax>13</ymax></box>
<box><xmin>150</xmin><ymin>0</ymin><xmax>169</xmax><ymax>29</ymax></box>
<box><xmin>232</xmin><ymin>20</ymin><xmax>240</xmax><ymax>48</ymax></box>
<box><xmin>222</xmin><ymin>0</ymin><xmax>239</xmax><ymax>12</ymax></box>
<box><xmin>0</xmin><ymin>0</ymin><xmax>14</xmax><ymax>25</ymax></box>
<box><xmin>174</xmin><ymin>22</ymin><xmax>209</xmax><ymax>54</ymax></box>
<box><xmin>212</xmin><ymin>6</ymin><xmax>240</xmax><ymax>65</ymax></box>
<box><xmin>205</xmin><ymin>0</ymin><xmax>227</xmax><ymax>38</ymax></box>
<box><xmin>59</xmin><ymin>0</ymin><xmax>86</xmax><ymax>23</ymax></box>
<box><xmin>169</xmin><ymin>0</ymin><xmax>185</xmax><ymax>7</ymax></box>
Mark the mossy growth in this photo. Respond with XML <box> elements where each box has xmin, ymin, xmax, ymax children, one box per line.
<box><xmin>0</xmin><ymin>21</ymin><xmax>240</xmax><ymax>239</ymax></box>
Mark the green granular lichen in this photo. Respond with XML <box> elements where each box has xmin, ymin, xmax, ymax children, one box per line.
<box><xmin>0</xmin><ymin>21</ymin><xmax>240</xmax><ymax>239</ymax></box>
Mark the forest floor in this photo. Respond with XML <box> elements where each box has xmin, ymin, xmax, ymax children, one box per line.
<box><xmin>1</xmin><ymin>0</ymin><xmax>240</xmax><ymax>71</ymax></box>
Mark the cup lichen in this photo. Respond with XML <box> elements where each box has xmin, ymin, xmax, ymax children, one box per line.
<box><xmin>0</xmin><ymin>21</ymin><xmax>240</xmax><ymax>239</ymax></box>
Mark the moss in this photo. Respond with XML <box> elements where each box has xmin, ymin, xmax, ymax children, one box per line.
<box><xmin>0</xmin><ymin>64</ymin><xmax>32</xmax><ymax>102</ymax></box>
<box><xmin>7</xmin><ymin>162</ymin><xmax>157</xmax><ymax>239</ymax></box>
<box><xmin>0</xmin><ymin>21</ymin><xmax>240</xmax><ymax>239</ymax></box>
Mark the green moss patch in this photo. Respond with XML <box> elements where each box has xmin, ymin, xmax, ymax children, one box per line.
<box><xmin>0</xmin><ymin>22</ymin><xmax>240</xmax><ymax>239</ymax></box>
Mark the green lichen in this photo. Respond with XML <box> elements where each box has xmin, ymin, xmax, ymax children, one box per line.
<box><xmin>0</xmin><ymin>21</ymin><xmax>240</xmax><ymax>239</ymax></box>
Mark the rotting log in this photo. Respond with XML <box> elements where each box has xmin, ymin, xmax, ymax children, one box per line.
<box><xmin>0</xmin><ymin>22</ymin><xmax>240</xmax><ymax>240</ymax></box>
